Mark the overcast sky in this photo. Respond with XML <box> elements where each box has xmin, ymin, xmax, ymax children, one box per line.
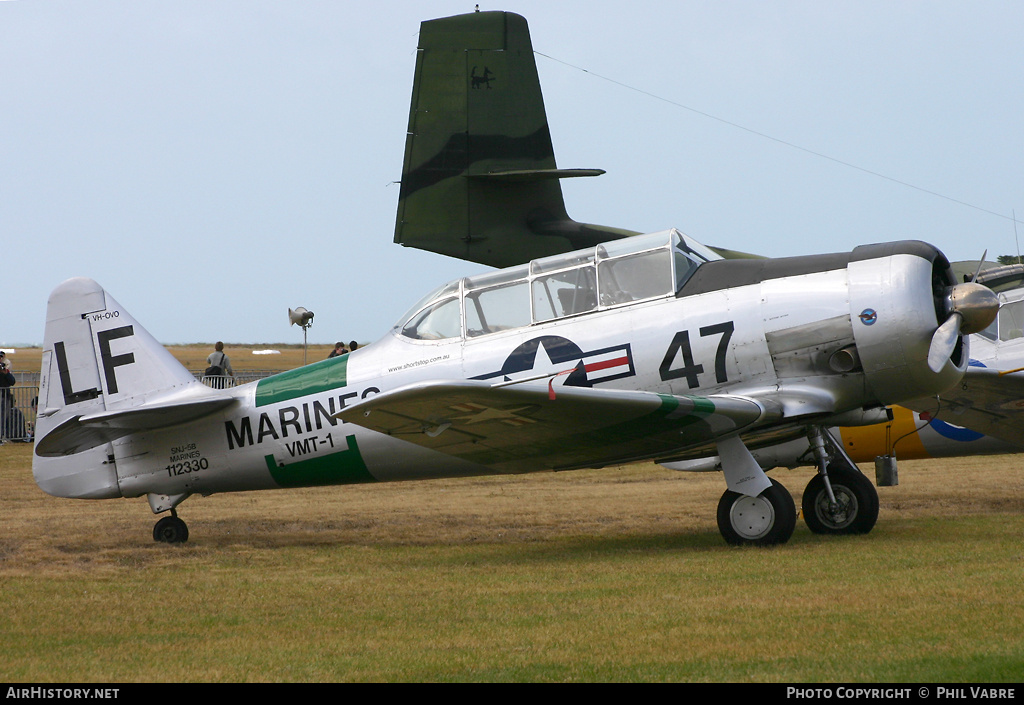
<box><xmin>3</xmin><ymin>1</ymin><xmax>1023</xmax><ymax>347</ymax></box>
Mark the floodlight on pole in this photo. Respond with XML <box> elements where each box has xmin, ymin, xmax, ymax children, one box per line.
<box><xmin>288</xmin><ymin>307</ymin><xmax>314</xmax><ymax>365</ymax></box>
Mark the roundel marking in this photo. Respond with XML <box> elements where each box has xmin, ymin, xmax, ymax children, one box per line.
<box><xmin>923</xmin><ymin>415</ymin><xmax>985</xmax><ymax>442</ymax></box>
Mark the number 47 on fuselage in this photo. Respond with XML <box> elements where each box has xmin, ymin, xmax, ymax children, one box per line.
<box><xmin>32</xmin><ymin>228</ymin><xmax>998</xmax><ymax>546</ymax></box>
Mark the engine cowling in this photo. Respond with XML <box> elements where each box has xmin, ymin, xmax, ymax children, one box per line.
<box><xmin>847</xmin><ymin>242</ymin><xmax>993</xmax><ymax>404</ymax></box>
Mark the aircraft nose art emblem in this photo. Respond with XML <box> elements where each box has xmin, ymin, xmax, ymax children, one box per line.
<box><xmin>472</xmin><ymin>335</ymin><xmax>635</xmax><ymax>387</ymax></box>
<box><xmin>858</xmin><ymin>308</ymin><xmax>878</xmax><ymax>325</ymax></box>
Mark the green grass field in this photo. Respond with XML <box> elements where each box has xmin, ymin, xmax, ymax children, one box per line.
<box><xmin>2</xmin><ymin>442</ymin><xmax>1022</xmax><ymax>682</ymax></box>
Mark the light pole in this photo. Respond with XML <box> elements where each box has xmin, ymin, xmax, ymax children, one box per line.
<box><xmin>288</xmin><ymin>307</ymin><xmax>314</xmax><ymax>366</ymax></box>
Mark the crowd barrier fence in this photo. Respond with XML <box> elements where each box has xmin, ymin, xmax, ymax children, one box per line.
<box><xmin>1</xmin><ymin>370</ymin><xmax>281</xmax><ymax>443</ymax></box>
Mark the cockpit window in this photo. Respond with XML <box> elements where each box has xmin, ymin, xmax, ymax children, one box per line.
<box><xmin>997</xmin><ymin>300</ymin><xmax>1024</xmax><ymax>341</ymax></box>
<box><xmin>466</xmin><ymin>281</ymin><xmax>531</xmax><ymax>337</ymax></box>
<box><xmin>395</xmin><ymin>229</ymin><xmax>719</xmax><ymax>340</ymax></box>
<box><xmin>395</xmin><ymin>279</ymin><xmax>461</xmax><ymax>333</ymax></box>
<box><xmin>401</xmin><ymin>297</ymin><xmax>462</xmax><ymax>340</ymax></box>
<box><xmin>533</xmin><ymin>266</ymin><xmax>598</xmax><ymax>322</ymax></box>
<box><xmin>672</xmin><ymin>231</ymin><xmax>716</xmax><ymax>290</ymax></box>
<box><xmin>598</xmin><ymin>248</ymin><xmax>672</xmax><ymax>305</ymax></box>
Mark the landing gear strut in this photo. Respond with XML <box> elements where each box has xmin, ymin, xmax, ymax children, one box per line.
<box><xmin>803</xmin><ymin>427</ymin><xmax>879</xmax><ymax>535</ymax></box>
<box><xmin>153</xmin><ymin>509</ymin><xmax>189</xmax><ymax>544</ymax></box>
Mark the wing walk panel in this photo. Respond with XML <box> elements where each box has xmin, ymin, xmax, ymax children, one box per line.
<box><xmin>336</xmin><ymin>379</ymin><xmax>775</xmax><ymax>473</ymax></box>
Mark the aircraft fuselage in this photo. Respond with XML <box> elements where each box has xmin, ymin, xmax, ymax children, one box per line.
<box><xmin>38</xmin><ymin>236</ymin><xmax>964</xmax><ymax>504</ymax></box>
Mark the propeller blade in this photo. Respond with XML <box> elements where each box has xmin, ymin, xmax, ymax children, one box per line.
<box><xmin>927</xmin><ymin>312</ymin><xmax>963</xmax><ymax>373</ymax></box>
<box><xmin>970</xmin><ymin>250</ymin><xmax>988</xmax><ymax>283</ymax></box>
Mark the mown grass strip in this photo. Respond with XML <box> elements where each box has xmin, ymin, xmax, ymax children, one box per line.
<box><xmin>2</xmin><ymin>444</ymin><xmax>1022</xmax><ymax>682</ymax></box>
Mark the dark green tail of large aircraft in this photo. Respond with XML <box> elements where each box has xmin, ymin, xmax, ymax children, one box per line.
<box><xmin>394</xmin><ymin>10</ymin><xmax>637</xmax><ymax>268</ymax></box>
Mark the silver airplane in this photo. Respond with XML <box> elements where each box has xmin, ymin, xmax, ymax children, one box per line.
<box><xmin>32</xmin><ymin>229</ymin><xmax>997</xmax><ymax>546</ymax></box>
<box><xmin>391</xmin><ymin>9</ymin><xmax>1024</xmax><ymax>490</ymax></box>
<box><xmin>666</xmin><ymin>267</ymin><xmax>1024</xmax><ymax>480</ymax></box>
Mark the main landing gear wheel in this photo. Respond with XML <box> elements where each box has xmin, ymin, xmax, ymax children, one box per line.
<box><xmin>153</xmin><ymin>513</ymin><xmax>189</xmax><ymax>544</ymax></box>
<box><xmin>717</xmin><ymin>478</ymin><xmax>796</xmax><ymax>546</ymax></box>
<box><xmin>802</xmin><ymin>465</ymin><xmax>879</xmax><ymax>535</ymax></box>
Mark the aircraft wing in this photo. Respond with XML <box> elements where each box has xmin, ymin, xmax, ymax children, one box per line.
<box><xmin>336</xmin><ymin>379</ymin><xmax>779</xmax><ymax>473</ymax></box>
<box><xmin>35</xmin><ymin>396</ymin><xmax>236</xmax><ymax>457</ymax></box>
<box><xmin>906</xmin><ymin>366</ymin><xmax>1024</xmax><ymax>448</ymax></box>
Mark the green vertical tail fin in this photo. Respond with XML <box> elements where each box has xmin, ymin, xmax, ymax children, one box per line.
<box><xmin>395</xmin><ymin>11</ymin><xmax>636</xmax><ymax>268</ymax></box>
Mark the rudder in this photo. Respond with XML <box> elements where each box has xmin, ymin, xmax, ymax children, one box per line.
<box><xmin>33</xmin><ymin>278</ymin><xmax>206</xmax><ymax>498</ymax></box>
<box><xmin>395</xmin><ymin>11</ymin><xmax>636</xmax><ymax>268</ymax></box>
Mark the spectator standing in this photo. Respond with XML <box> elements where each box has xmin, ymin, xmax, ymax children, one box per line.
<box><xmin>205</xmin><ymin>342</ymin><xmax>234</xmax><ymax>388</ymax></box>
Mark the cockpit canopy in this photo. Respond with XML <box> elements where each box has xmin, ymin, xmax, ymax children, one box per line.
<box><xmin>396</xmin><ymin>229</ymin><xmax>720</xmax><ymax>341</ymax></box>
<box><xmin>978</xmin><ymin>289</ymin><xmax>1024</xmax><ymax>343</ymax></box>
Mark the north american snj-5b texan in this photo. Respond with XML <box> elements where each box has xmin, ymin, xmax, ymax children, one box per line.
<box><xmin>32</xmin><ymin>11</ymin><xmax>1000</xmax><ymax>547</ymax></box>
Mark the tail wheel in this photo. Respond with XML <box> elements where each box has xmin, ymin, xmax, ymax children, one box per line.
<box><xmin>802</xmin><ymin>465</ymin><xmax>879</xmax><ymax>535</ymax></box>
<box><xmin>717</xmin><ymin>478</ymin><xmax>796</xmax><ymax>546</ymax></box>
<box><xmin>153</xmin><ymin>515</ymin><xmax>189</xmax><ymax>544</ymax></box>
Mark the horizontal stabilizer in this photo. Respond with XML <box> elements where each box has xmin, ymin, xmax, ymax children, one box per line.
<box><xmin>336</xmin><ymin>378</ymin><xmax>777</xmax><ymax>473</ymax></box>
<box><xmin>36</xmin><ymin>394</ymin><xmax>235</xmax><ymax>457</ymax></box>
<box><xmin>465</xmin><ymin>168</ymin><xmax>606</xmax><ymax>182</ymax></box>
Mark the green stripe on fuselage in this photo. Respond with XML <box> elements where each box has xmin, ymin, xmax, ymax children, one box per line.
<box><xmin>265</xmin><ymin>433</ymin><xmax>376</xmax><ymax>487</ymax></box>
<box><xmin>256</xmin><ymin>355</ymin><xmax>348</xmax><ymax>407</ymax></box>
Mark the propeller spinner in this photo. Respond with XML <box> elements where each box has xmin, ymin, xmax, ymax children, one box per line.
<box><xmin>927</xmin><ymin>280</ymin><xmax>999</xmax><ymax>372</ymax></box>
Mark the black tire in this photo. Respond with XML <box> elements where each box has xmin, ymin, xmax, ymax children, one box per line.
<box><xmin>153</xmin><ymin>515</ymin><xmax>189</xmax><ymax>544</ymax></box>
<box><xmin>802</xmin><ymin>465</ymin><xmax>879</xmax><ymax>535</ymax></box>
<box><xmin>717</xmin><ymin>478</ymin><xmax>796</xmax><ymax>546</ymax></box>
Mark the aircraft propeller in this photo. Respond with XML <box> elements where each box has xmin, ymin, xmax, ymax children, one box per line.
<box><xmin>927</xmin><ymin>254</ymin><xmax>1000</xmax><ymax>372</ymax></box>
